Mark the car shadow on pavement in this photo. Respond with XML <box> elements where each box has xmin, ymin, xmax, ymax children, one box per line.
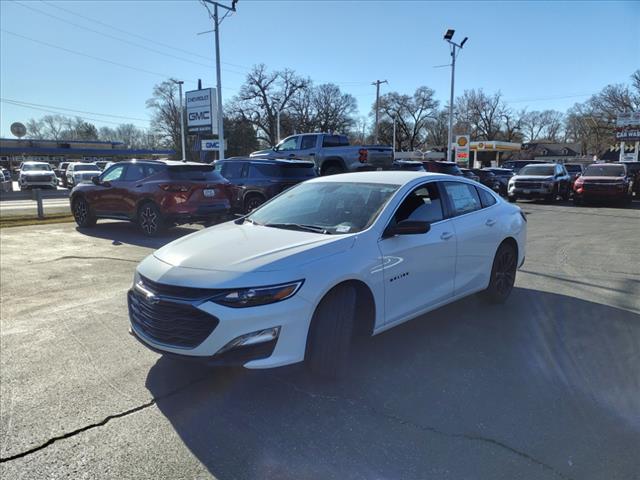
<box><xmin>145</xmin><ymin>287</ymin><xmax>640</xmax><ymax>480</ymax></box>
<box><xmin>75</xmin><ymin>221</ymin><xmax>202</xmax><ymax>249</ymax></box>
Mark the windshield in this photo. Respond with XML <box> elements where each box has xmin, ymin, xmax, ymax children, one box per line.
<box><xmin>247</xmin><ymin>181</ymin><xmax>399</xmax><ymax>234</ymax></box>
<box><xmin>74</xmin><ymin>164</ymin><xmax>100</xmax><ymax>172</ymax></box>
<box><xmin>519</xmin><ymin>165</ymin><xmax>555</xmax><ymax>176</ymax></box>
<box><xmin>584</xmin><ymin>165</ymin><xmax>625</xmax><ymax>177</ymax></box>
<box><xmin>565</xmin><ymin>165</ymin><xmax>582</xmax><ymax>173</ymax></box>
<box><xmin>22</xmin><ymin>163</ymin><xmax>51</xmax><ymax>171</ymax></box>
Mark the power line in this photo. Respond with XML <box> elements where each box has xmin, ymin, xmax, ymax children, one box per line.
<box><xmin>13</xmin><ymin>0</ymin><xmax>246</xmax><ymax>75</ymax></box>
<box><xmin>1</xmin><ymin>99</ymin><xmax>150</xmax><ymax>128</ymax></box>
<box><xmin>38</xmin><ymin>0</ymin><xmax>252</xmax><ymax>71</ymax></box>
<box><xmin>505</xmin><ymin>93</ymin><xmax>593</xmax><ymax>104</ymax></box>
<box><xmin>1</xmin><ymin>98</ymin><xmax>151</xmax><ymax>122</ymax></box>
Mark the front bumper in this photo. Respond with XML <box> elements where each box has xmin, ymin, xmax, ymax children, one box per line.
<box><xmin>508</xmin><ymin>185</ymin><xmax>554</xmax><ymax>198</ymax></box>
<box><xmin>19</xmin><ymin>178</ymin><xmax>57</xmax><ymax>188</ymax></box>
<box><xmin>128</xmin><ymin>283</ymin><xmax>314</xmax><ymax>369</ymax></box>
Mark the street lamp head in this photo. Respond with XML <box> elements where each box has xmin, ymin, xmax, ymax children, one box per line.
<box><xmin>444</xmin><ymin>29</ymin><xmax>455</xmax><ymax>41</ymax></box>
<box><xmin>460</xmin><ymin>36</ymin><xmax>468</xmax><ymax>48</ymax></box>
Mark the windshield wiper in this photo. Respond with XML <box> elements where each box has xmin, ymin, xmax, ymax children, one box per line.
<box><xmin>264</xmin><ymin>223</ymin><xmax>330</xmax><ymax>234</ymax></box>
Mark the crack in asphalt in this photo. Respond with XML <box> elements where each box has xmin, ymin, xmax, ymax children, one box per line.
<box><xmin>273</xmin><ymin>376</ymin><xmax>574</xmax><ymax>480</ymax></box>
<box><xmin>35</xmin><ymin>255</ymin><xmax>139</xmax><ymax>264</ymax></box>
<box><xmin>0</xmin><ymin>375</ymin><xmax>210</xmax><ymax>464</ymax></box>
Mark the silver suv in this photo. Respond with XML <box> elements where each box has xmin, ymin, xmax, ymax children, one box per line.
<box><xmin>18</xmin><ymin>162</ymin><xmax>58</xmax><ymax>190</ymax></box>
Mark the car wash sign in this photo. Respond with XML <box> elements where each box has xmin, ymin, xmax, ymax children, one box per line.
<box><xmin>186</xmin><ymin>88</ymin><xmax>217</xmax><ymax>135</ymax></box>
<box><xmin>615</xmin><ymin>112</ymin><xmax>640</xmax><ymax>142</ymax></box>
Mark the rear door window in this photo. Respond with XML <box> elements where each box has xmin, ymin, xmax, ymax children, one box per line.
<box><xmin>442</xmin><ymin>181</ymin><xmax>482</xmax><ymax>216</ymax></box>
<box><xmin>300</xmin><ymin>135</ymin><xmax>317</xmax><ymax>150</ymax></box>
<box><xmin>322</xmin><ymin>135</ymin><xmax>350</xmax><ymax>147</ymax></box>
<box><xmin>476</xmin><ymin>187</ymin><xmax>497</xmax><ymax>208</ymax></box>
<box><xmin>220</xmin><ymin>162</ymin><xmax>244</xmax><ymax>179</ymax></box>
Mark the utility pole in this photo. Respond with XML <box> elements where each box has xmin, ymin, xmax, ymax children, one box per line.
<box><xmin>372</xmin><ymin>79</ymin><xmax>387</xmax><ymax>144</ymax></box>
<box><xmin>277</xmin><ymin>110</ymin><xmax>281</xmax><ymax>143</ymax></box>
<box><xmin>172</xmin><ymin>79</ymin><xmax>186</xmax><ymax>161</ymax></box>
<box><xmin>443</xmin><ymin>29</ymin><xmax>468</xmax><ymax>162</ymax></box>
<box><xmin>392</xmin><ymin>116</ymin><xmax>396</xmax><ymax>159</ymax></box>
<box><xmin>202</xmin><ymin>0</ymin><xmax>237</xmax><ymax>161</ymax></box>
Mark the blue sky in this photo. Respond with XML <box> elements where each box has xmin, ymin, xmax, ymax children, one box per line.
<box><xmin>1</xmin><ymin>0</ymin><xmax>639</xmax><ymax>138</ymax></box>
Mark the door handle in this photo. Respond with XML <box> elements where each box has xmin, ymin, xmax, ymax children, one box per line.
<box><xmin>135</xmin><ymin>184</ymin><xmax>143</xmax><ymax>188</ymax></box>
<box><xmin>288</xmin><ymin>154</ymin><xmax>296</xmax><ymax>158</ymax></box>
<box><xmin>485</xmin><ymin>219</ymin><xmax>496</xmax><ymax>227</ymax></box>
<box><xmin>440</xmin><ymin>232</ymin><xmax>454</xmax><ymax>240</ymax></box>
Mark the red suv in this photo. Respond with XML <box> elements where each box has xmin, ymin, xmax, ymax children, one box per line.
<box><xmin>573</xmin><ymin>163</ymin><xmax>634</xmax><ymax>206</ymax></box>
<box><xmin>70</xmin><ymin>160</ymin><xmax>231</xmax><ymax>236</ymax></box>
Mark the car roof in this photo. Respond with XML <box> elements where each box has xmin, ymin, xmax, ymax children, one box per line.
<box><xmin>306</xmin><ymin>171</ymin><xmax>450</xmax><ymax>185</ymax></box>
<box><xmin>220</xmin><ymin>157</ymin><xmax>315</xmax><ymax>165</ymax></box>
<box><xmin>23</xmin><ymin>161</ymin><xmax>49</xmax><ymax>165</ymax></box>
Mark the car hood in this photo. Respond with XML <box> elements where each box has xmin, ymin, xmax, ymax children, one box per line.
<box><xmin>512</xmin><ymin>175</ymin><xmax>554</xmax><ymax>181</ymax></box>
<box><xmin>153</xmin><ymin>221</ymin><xmax>356</xmax><ymax>273</ymax></box>
<box><xmin>249</xmin><ymin>149</ymin><xmax>276</xmax><ymax>158</ymax></box>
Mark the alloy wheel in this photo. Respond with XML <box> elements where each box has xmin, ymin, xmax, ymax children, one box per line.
<box><xmin>494</xmin><ymin>248</ymin><xmax>516</xmax><ymax>296</ymax></box>
<box><xmin>140</xmin><ymin>206</ymin><xmax>158</xmax><ymax>235</ymax></box>
<box><xmin>74</xmin><ymin>199</ymin><xmax>88</xmax><ymax>224</ymax></box>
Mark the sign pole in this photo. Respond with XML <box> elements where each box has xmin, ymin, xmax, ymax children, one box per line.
<box><xmin>213</xmin><ymin>3</ymin><xmax>225</xmax><ymax>160</ymax></box>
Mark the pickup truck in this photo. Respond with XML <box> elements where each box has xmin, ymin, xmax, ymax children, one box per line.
<box><xmin>249</xmin><ymin>133</ymin><xmax>394</xmax><ymax>175</ymax></box>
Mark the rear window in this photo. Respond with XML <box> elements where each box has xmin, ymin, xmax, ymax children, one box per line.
<box><xmin>439</xmin><ymin>163</ymin><xmax>462</xmax><ymax>175</ymax></box>
<box><xmin>565</xmin><ymin>165</ymin><xmax>582</xmax><ymax>173</ymax></box>
<box><xmin>168</xmin><ymin>164</ymin><xmax>224</xmax><ymax>181</ymax></box>
<box><xmin>322</xmin><ymin>135</ymin><xmax>350</xmax><ymax>148</ymax></box>
<box><xmin>583</xmin><ymin>165</ymin><xmax>626</xmax><ymax>177</ymax></box>
<box><xmin>250</xmin><ymin>163</ymin><xmax>316</xmax><ymax>179</ymax></box>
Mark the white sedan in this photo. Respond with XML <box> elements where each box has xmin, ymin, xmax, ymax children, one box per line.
<box><xmin>129</xmin><ymin>171</ymin><xmax>527</xmax><ymax>376</ymax></box>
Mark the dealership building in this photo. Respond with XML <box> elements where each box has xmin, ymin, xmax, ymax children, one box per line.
<box><xmin>0</xmin><ymin>137</ymin><xmax>174</xmax><ymax>171</ymax></box>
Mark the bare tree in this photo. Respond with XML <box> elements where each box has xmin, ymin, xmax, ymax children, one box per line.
<box><xmin>377</xmin><ymin>86</ymin><xmax>439</xmax><ymax>150</ymax></box>
<box><xmin>456</xmin><ymin>89</ymin><xmax>505</xmax><ymax>141</ymax></box>
<box><xmin>521</xmin><ymin>110</ymin><xmax>564</xmax><ymax>142</ymax></box>
<box><xmin>424</xmin><ymin>109</ymin><xmax>449</xmax><ymax>148</ymax></box>
<box><xmin>146</xmin><ymin>79</ymin><xmax>182</xmax><ymax>158</ymax></box>
<box><xmin>26</xmin><ymin>118</ymin><xmax>45</xmax><ymax>139</ymax></box>
<box><xmin>229</xmin><ymin>64</ymin><xmax>310</xmax><ymax>146</ymax></box>
<box><xmin>313</xmin><ymin>83</ymin><xmax>357</xmax><ymax>133</ymax></box>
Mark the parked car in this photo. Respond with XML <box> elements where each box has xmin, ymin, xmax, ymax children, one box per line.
<box><xmin>617</xmin><ymin>161</ymin><xmax>640</xmax><ymax>196</ymax></box>
<box><xmin>507</xmin><ymin>163</ymin><xmax>571</xmax><ymax>202</ymax></box>
<box><xmin>391</xmin><ymin>160</ymin><xmax>426</xmax><ymax>171</ymax></box>
<box><xmin>96</xmin><ymin>160</ymin><xmax>110</xmax><ymax>170</ymax></box>
<box><xmin>422</xmin><ymin>161</ymin><xmax>463</xmax><ymax>176</ymax></box>
<box><xmin>250</xmin><ymin>133</ymin><xmax>394</xmax><ymax>175</ymax></box>
<box><xmin>483</xmin><ymin>168</ymin><xmax>514</xmax><ymax>196</ymax></box>
<box><xmin>55</xmin><ymin>162</ymin><xmax>70</xmax><ymax>186</ymax></box>
<box><xmin>17</xmin><ymin>162</ymin><xmax>58</xmax><ymax>190</ymax></box>
<box><xmin>128</xmin><ymin>171</ymin><xmax>527</xmax><ymax>376</ymax></box>
<box><xmin>564</xmin><ymin>163</ymin><xmax>584</xmax><ymax>190</ymax></box>
<box><xmin>460</xmin><ymin>168</ymin><xmax>480</xmax><ymax>182</ymax></box>
<box><xmin>66</xmin><ymin>162</ymin><xmax>102</xmax><ymax>189</ymax></box>
<box><xmin>70</xmin><ymin>160</ymin><xmax>231</xmax><ymax>236</ymax></box>
<box><xmin>501</xmin><ymin>159</ymin><xmax>546</xmax><ymax>174</ymax></box>
<box><xmin>214</xmin><ymin>157</ymin><xmax>317</xmax><ymax>213</ymax></box>
<box><xmin>1</xmin><ymin>167</ymin><xmax>12</xmax><ymax>192</ymax></box>
<box><xmin>573</xmin><ymin>163</ymin><xmax>634</xmax><ymax>205</ymax></box>
<box><xmin>471</xmin><ymin>168</ymin><xmax>501</xmax><ymax>192</ymax></box>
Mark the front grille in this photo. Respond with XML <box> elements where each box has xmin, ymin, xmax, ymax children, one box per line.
<box><xmin>128</xmin><ymin>289</ymin><xmax>219</xmax><ymax>348</ymax></box>
<box><xmin>27</xmin><ymin>175</ymin><xmax>53</xmax><ymax>182</ymax></box>
<box><xmin>139</xmin><ymin>274</ymin><xmax>222</xmax><ymax>300</ymax></box>
<box><xmin>515</xmin><ymin>181</ymin><xmax>543</xmax><ymax>189</ymax></box>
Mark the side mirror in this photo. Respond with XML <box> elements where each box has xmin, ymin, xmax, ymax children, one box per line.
<box><xmin>383</xmin><ymin>220</ymin><xmax>431</xmax><ymax>238</ymax></box>
<box><xmin>92</xmin><ymin>176</ymin><xmax>100</xmax><ymax>185</ymax></box>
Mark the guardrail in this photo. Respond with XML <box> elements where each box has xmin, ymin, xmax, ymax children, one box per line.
<box><xmin>0</xmin><ymin>189</ymin><xmax>69</xmax><ymax>201</ymax></box>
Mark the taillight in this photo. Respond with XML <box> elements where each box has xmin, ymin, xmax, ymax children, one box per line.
<box><xmin>160</xmin><ymin>184</ymin><xmax>190</xmax><ymax>192</ymax></box>
<box><xmin>358</xmin><ymin>149</ymin><xmax>368</xmax><ymax>163</ymax></box>
<box><xmin>574</xmin><ymin>177</ymin><xmax>584</xmax><ymax>188</ymax></box>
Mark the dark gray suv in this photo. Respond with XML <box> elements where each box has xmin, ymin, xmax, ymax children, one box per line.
<box><xmin>507</xmin><ymin>163</ymin><xmax>571</xmax><ymax>202</ymax></box>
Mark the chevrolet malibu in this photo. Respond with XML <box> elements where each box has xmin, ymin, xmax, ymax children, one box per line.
<box><xmin>129</xmin><ymin>171</ymin><xmax>527</xmax><ymax>377</ymax></box>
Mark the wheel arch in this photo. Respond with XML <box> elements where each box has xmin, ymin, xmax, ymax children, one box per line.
<box><xmin>320</xmin><ymin>157</ymin><xmax>347</xmax><ymax>175</ymax></box>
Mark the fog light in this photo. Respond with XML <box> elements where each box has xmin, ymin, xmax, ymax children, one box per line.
<box><xmin>217</xmin><ymin>327</ymin><xmax>280</xmax><ymax>354</ymax></box>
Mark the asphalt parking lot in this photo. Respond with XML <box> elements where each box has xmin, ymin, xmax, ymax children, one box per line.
<box><xmin>1</xmin><ymin>200</ymin><xmax>639</xmax><ymax>480</ymax></box>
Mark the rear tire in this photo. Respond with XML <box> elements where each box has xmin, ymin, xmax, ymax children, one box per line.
<box><xmin>481</xmin><ymin>242</ymin><xmax>517</xmax><ymax>304</ymax></box>
<box><xmin>306</xmin><ymin>285</ymin><xmax>356</xmax><ymax>379</ymax></box>
<box><xmin>137</xmin><ymin>202</ymin><xmax>165</xmax><ymax>237</ymax></box>
<box><xmin>244</xmin><ymin>194</ymin><xmax>265</xmax><ymax>213</ymax></box>
<box><xmin>72</xmin><ymin>196</ymin><xmax>97</xmax><ymax>228</ymax></box>
<box><xmin>322</xmin><ymin>165</ymin><xmax>344</xmax><ymax>176</ymax></box>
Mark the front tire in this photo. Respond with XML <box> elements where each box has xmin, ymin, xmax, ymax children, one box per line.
<box><xmin>481</xmin><ymin>242</ymin><xmax>517</xmax><ymax>304</ymax></box>
<box><xmin>244</xmin><ymin>194</ymin><xmax>265</xmax><ymax>213</ymax></box>
<box><xmin>72</xmin><ymin>196</ymin><xmax>97</xmax><ymax>228</ymax></box>
<box><xmin>137</xmin><ymin>202</ymin><xmax>164</xmax><ymax>237</ymax></box>
<box><xmin>306</xmin><ymin>285</ymin><xmax>356</xmax><ymax>378</ymax></box>
<box><xmin>322</xmin><ymin>165</ymin><xmax>344</xmax><ymax>176</ymax></box>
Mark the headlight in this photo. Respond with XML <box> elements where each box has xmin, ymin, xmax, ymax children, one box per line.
<box><xmin>212</xmin><ymin>280</ymin><xmax>304</xmax><ymax>308</ymax></box>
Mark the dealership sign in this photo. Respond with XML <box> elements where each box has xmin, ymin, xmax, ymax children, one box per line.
<box><xmin>186</xmin><ymin>88</ymin><xmax>217</xmax><ymax>135</ymax></box>
<box><xmin>201</xmin><ymin>139</ymin><xmax>225</xmax><ymax>151</ymax></box>
<box><xmin>615</xmin><ymin>111</ymin><xmax>640</xmax><ymax>142</ymax></box>
<box><xmin>455</xmin><ymin>135</ymin><xmax>470</xmax><ymax>162</ymax></box>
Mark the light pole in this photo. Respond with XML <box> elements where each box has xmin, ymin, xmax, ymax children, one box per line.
<box><xmin>372</xmin><ymin>79</ymin><xmax>388</xmax><ymax>144</ymax></box>
<box><xmin>202</xmin><ymin>0</ymin><xmax>237</xmax><ymax>160</ymax></box>
<box><xmin>444</xmin><ymin>29</ymin><xmax>468</xmax><ymax>162</ymax></box>
<box><xmin>277</xmin><ymin>110</ymin><xmax>281</xmax><ymax>143</ymax></box>
<box><xmin>172</xmin><ymin>79</ymin><xmax>186</xmax><ymax>161</ymax></box>
<box><xmin>392</xmin><ymin>116</ymin><xmax>396</xmax><ymax>159</ymax></box>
